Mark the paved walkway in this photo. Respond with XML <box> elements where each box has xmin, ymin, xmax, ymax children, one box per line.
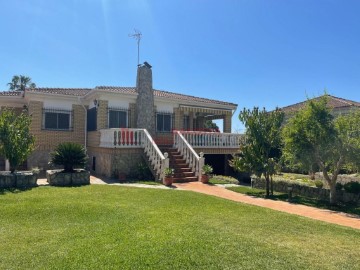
<box><xmin>174</xmin><ymin>182</ymin><xmax>360</xmax><ymax>230</ymax></box>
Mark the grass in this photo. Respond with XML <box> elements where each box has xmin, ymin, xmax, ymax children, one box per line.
<box><xmin>227</xmin><ymin>185</ymin><xmax>360</xmax><ymax>216</ymax></box>
<box><xmin>0</xmin><ymin>185</ymin><xmax>360</xmax><ymax>269</ymax></box>
<box><xmin>122</xmin><ymin>180</ymin><xmax>161</xmax><ymax>185</ymax></box>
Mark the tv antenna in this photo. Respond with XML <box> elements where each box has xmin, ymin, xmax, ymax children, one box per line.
<box><xmin>128</xmin><ymin>29</ymin><xmax>142</xmax><ymax>66</ymax></box>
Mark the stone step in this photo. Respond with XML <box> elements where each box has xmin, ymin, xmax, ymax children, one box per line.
<box><xmin>173</xmin><ymin>171</ymin><xmax>195</xmax><ymax>178</ymax></box>
<box><xmin>172</xmin><ymin>176</ymin><xmax>198</xmax><ymax>183</ymax></box>
<box><xmin>173</xmin><ymin>167</ymin><xmax>192</xmax><ymax>172</ymax></box>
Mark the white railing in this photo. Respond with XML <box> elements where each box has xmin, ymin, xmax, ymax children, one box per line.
<box><xmin>179</xmin><ymin>131</ymin><xmax>243</xmax><ymax>148</ymax></box>
<box><xmin>99</xmin><ymin>128</ymin><xmax>168</xmax><ymax>180</ymax></box>
<box><xmin>173</xmin><ymin>131</ymin><xmax>204</xmax><ymax>180</ymax></box>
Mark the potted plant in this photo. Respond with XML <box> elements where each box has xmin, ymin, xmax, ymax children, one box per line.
<box><xmin>163</xmin><ymin>167</ymin><xmax>174</xmax><ymax>186</ymax></box>
<box><xmin>201</xmin><ymin>164</ymin><xmax>213</xmax><ymax>184</ymax></box>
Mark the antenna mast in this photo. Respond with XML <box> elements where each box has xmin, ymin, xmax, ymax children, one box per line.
<box><xmin>128</xmin><ymin>29</ymin><xmax>142</xmax><ymax>66</ymax></box>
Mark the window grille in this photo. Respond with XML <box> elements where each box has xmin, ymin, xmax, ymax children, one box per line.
<box><xmin>42</xmin><ymin>108</ymin><xmax>73</xmax><ymax>131</ymax></box>
<box><xmin>156</xmin><ymin>112</ymin><xmax>174</xmax><ymax>133</ymax></box>
<box><xmin>107</xmin><ymin>107</ymin><xmax>130</xmax><ymax>128</ymax></box>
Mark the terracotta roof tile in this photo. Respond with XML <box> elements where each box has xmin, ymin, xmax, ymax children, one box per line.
<box><xmin>280</xmin><ymin>95</ymin><xmax>360</xmax><ymax>113</ymax></box>
<box><xmin>0</xmin><ymin>91</ymin><xmax>23</xmax><ymax>96</ymax></box>
<box><xmin>95</xmin><ymin>86</ymin><xmax>137</xmax><ymax>94</ymax></box>
<box><xmin>10</xmin><ymin>86</ymin><xmax>236</xmax><ymax>107</ymax></box>
<box><xmin>26</xmin><ymin>87</ymin><xmax>92</xmax><ymax>96</ymax></box>
<box><xmin>96</xmin><ymin>86</ymin><xmax>237</xmax><ymax>107</ymax></box>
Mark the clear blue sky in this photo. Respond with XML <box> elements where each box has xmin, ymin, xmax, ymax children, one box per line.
<box><xmin>1</xmin><ymin>0</ymin><xmax>359</xmax><ymax>132</ymax></box>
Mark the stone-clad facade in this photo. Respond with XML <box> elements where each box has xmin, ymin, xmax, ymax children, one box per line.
<box><xmin>136</xmin><ymin>64</ymin><xmax>155</xmax><ymax>135</ymax></box>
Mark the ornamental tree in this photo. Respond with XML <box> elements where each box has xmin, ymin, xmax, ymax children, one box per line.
<box><xmin>0</xmin><ymin>108</ymin><xmax>35</xmax><ymax>173</ymax></box>
<box><xmin>230</xmin><ymin>107</ymin><xmax>284</xmax><ymax>197</ymax></box>
<box><xmin>282</xmin><ymin>96</ymin><xmax>360</xmax><ymax>204</ymax></box>
<box><xmin>7</xmin><ymin>75</ymin><xmax>36</xmax><ymax>91</ymax></box>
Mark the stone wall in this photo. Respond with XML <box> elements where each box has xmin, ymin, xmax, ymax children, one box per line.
<box><xmin>252</xmin><ymin>177</ymin><xmax>360</xmax><ymax>205</ymax></box>
<box><xmin>87</xmin><ymin>147</ymin><xmax>145</xmax><ymax>178</ymax></box>
<box><xmin>0</xmin><ymin>172</ymin><xmax>37</xmax><ymax>188</ymax></box>
<box><xmin>47</xmin><ymin>170</ymin><xmax>90</xmax><ymax>186</ymax></box>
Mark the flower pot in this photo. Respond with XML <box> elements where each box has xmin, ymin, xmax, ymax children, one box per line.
<box><xmin>201</xmin><ymin>174</ymin><xmax>209</xmax><ymax>184</ymax></box>
<box><xmin>163</xmin><ymin>177</ymin><xmax>173</xmax><ymax>186</ymax></box>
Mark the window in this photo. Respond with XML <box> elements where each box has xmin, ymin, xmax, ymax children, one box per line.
<box><xmin>43</xmin><ymin>108</ymin><xmax>72</xmax><ymax>130</ymax></box>
<box><xmin>156</xmin><ymin>113</ymin><xmax>173</xmax><ymax>132</ymax></box>
<box><xmin>87</xmin><ymin>107</ymin><xmax>97</xmax><ymax>131</ymax></box>
<box><xmin>108</xmin><ymin>109</ymin><xmax>128</xmax><ymax>128</ymax></box>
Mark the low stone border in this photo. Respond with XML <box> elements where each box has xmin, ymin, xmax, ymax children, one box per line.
<box><xmin>46</xmin><ymin>170</ymin><xmax>90</xmax><ymax>186</ymax></box>
<box><xmin>0</xmin><ymin>172</ymin><xmax>38</xmax><ymax>188</ymax></box>
<box><xmin>252</xmin><ymin>177</ymin><xmax>360</xmax><ymax>205</ymax></box>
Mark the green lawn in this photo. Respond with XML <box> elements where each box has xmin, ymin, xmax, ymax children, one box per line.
<box><xmin>227</xmin><ymin>186</ymin><xmax>360</xmax><ymax>216</ymax></box>
<box><xmin>0</xmin><ymin>185</ymin><xmax>359</xmax><ymax>269</ymax></box>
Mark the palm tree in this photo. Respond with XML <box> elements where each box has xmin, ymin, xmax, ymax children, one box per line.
<box><xmin>7</xmin><ymin>75</ymin><xmax>36</xmax><ymax>91</ymax></box>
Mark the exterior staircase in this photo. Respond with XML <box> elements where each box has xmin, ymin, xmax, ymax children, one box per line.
<box><xmin>160</xmin><ymin>146</ymin><xmax>198</xmax><ymax>183</ymax></box>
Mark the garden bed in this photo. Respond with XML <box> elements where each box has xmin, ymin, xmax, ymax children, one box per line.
<box><xmin>0</xmin><ymin>171</ymin><xmax>38</xmax><ymax>189</ymax></box>
<box><xmin>46</xmin><ymin>169</ymin><xmax>90</xmax><ymax>186</ymax></box>
<box><xmin>252</xmin><ymin>177</ymin><xmax>360</xmax><ymax>205</ymax></box>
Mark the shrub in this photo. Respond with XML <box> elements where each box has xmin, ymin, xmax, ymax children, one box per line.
<box><xmin>335</xmin><ymin>182</ymin><xmax>343</xmax><ymax>191</ymax></box>
<box><xmin>50</xmin><ymin>142</ymin><xmax>88</xmax><ymax>173</ymax></box>
<box><xmin>164</xmin><ymin>168</ymin><xmax>174</xmax><ymax>178</ymax></box>
<box><xmin>343</xmin><ymin>181</ymin><xmax>360</xmax><ymax>194</ymax></box>
<box><xmin>0</xmin><ymin>108</ymin><xmax>35</xmax><ymax>173</ymax></box>
<box><xmin>314</xmin><ymin>180</ymin><xmax>324</xmax><ymax>188</ymax></box>
<box><xmin>202</xmin><ymin>164</ymin><xmax>213</xmax><ymax>175</ymax></box>
<box><xmin>135</xmin><ymin>162</ymin><xmax>153</xmax><ymax>180</ymax></box>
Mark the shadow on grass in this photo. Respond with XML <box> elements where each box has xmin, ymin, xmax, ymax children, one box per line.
<box><xmin>227</xmin><ymin>186</ymin><xmax>360</xmax><ymax>217</ymax></box>
<box><xmin>0</xmin><ymin>186</ymin><xmax>35</xmax><ymax>195</ymax></box>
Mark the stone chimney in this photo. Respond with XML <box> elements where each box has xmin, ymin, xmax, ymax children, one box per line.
<box><xmin>136</xmin><ymin>62</ymin><xmax>155</xmax><ymax>135</ymax></box>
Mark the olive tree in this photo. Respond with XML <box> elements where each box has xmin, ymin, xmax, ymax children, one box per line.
<box><xmin>282</xmin><ymin>96</ymin><xmax>360</xmax><ymax>204</ymax></box>
<box><xmin>230</xmin><ymin>107</ymin><xmax>284</xmax><ymax>197</ymax></box>
<box><xmin>0</xmin><ymin>109</ymin><xmax>35</xmax><ymax>173</ymax></box>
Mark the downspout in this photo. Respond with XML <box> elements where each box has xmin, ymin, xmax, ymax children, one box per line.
<box><xmin>77</xmin><ymin>97</ymin><xmax>87</xmax><ymax>153</ymax></box>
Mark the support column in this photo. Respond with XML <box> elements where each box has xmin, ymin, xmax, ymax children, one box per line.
<box><xmin>5</xmin><ymin>159</ymin><xmax>9</xmax><ymax>171</ymax></box>
<box><xmin>189</xmin><ymin>112</ymin><xmax>194</xmax><ymax>131</ymax></box>
<box><xmin>97</xmin><ymin>100</ymin><xmax>108</xmax><ymax>129</ymax></box>
<box><xmin>173</xmin><ymin>108</ymin><xmax>183</xmax><ymax>130</ymax></box>
<box><xmin>223</xmin><ymin>113</ymin><xmax>232</xmax><ymax>133</ymax></box>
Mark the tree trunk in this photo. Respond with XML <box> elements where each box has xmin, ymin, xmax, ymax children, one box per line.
<box><xmin>309</xmin><ymin>170</ymin><xmax>315</xmax><ymax>180</ymax></box>
<box><xmin>265</xmin><ymin>174</ymin><xmax>270</xmax><ymax>197</ymax></box>
<box><xmin>270</xmin><ymin>176</ymin><xmax>274</xmax><ymax>195</ymax></box>
<box><xmin>329</xmin><ymin>181</ymin><xmax>337</xmax><ymax>205</ymax></box>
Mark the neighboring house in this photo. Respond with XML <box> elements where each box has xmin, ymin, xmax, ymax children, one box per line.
<box><xmin>0</xmin><ymin>63</ymin><xmax>241</xmax><ymax>181</ymax></box>
<box><xmin>279</xmin><ymin>94</ymin><xmax>360</xmax><ymax>120</ymax></box>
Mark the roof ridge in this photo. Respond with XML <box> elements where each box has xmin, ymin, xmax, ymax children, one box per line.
<box><xmin>280</xmin><ymin>94</ymin><xmax>360</xmax><ymax>113</ymax></box>
<box><xmin>153</xmin><ymin>88</ymin><xmax>237</xmax><ymax>106</ymax></box>
<box><xmin>327</xmin><ymin>94</ymin><xmax>359</xmax><ymax>106</ymax></box>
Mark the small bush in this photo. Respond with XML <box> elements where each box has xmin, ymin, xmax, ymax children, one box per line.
<box><xmin>314</xmin><ymin>180</ymin><xmax>324</xmax><ymax>188</ymax></box>
<box><xmin>50</xmin><ymin>142</ymin><xmax>88</xmax><ymax>173</ymax></box>
<box><xmin>202</xmin><ymin>164</ymin><xmax>213</xmax><ymax>175</ymax></box>
<box><xmin>335</xmin><ymin>182</ymin><xmax>343</xmax><ymax>191</ymax></box>
<box><xmin>343</xmin><ymin>182</ymin><xmax>360</xmax><ymax>194</ymax></box>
